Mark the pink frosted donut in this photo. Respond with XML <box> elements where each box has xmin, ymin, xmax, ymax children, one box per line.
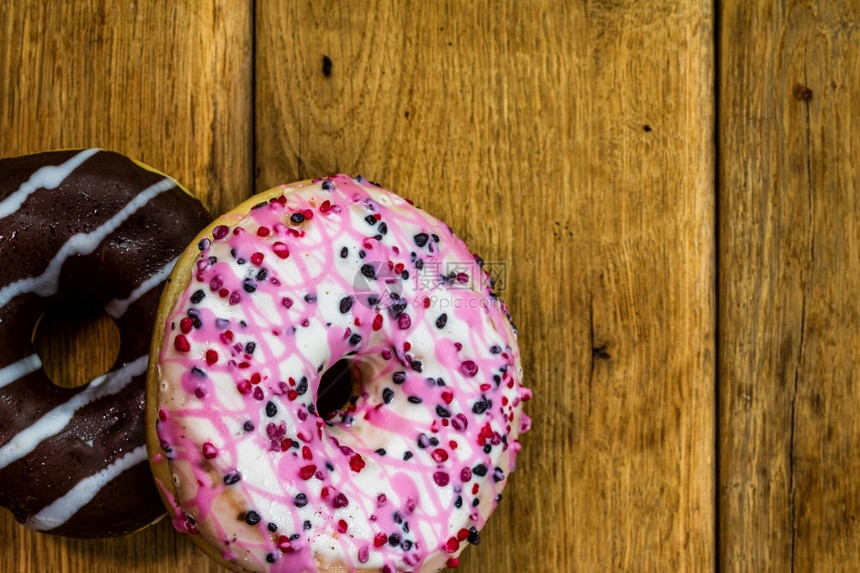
<box><xmin>148</xmin><ymin>175</ymin><xmax>531</xmax><ymax>572</ymax></box>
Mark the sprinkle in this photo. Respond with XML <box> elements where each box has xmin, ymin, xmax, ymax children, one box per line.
<box><xmin>223</xmin><ymin>471</ymin><xmax>241</xmax><ymax>485</ymax></box>
<box><xmin>392</xmin><ymin>371</ymin><xmax>406</xmax><ymax>384</ymax></box>
<box><xmin>388</xmin><ymin>533</ymin><xmax>401</xmax><ymax>547</ymax></box>
<box><xmin>349</xmin><ymin>333</ymin><xmax>362</xmax><ymax>346</ymax></box>
<box><xmin>257</xmin><ymin>226</ymin><xmax>270</xmax><ymax>237</ymax></box>
<box><xmin>375</xmin><ymin>448</ymin><xmax>387</xmax><ymax>456</ymax></box>
<box><xmin>414</xmin><ymin>233</ymin><xmax>429</xmax><ymax>247</ymax></box>
<box><xmin>266</xmin><ymin>401</ymin><xmax>278</xmax><ymax>417</ymax></box>
<box><xmin>460</xmin><ymin>467</ymin><xmax>472</xmax><ymax>481</ymax></box>
<box><xmin>410</xmin><ymin>360</ymin><xmax>423</xmax><ymax>372</ymax></box>
<box><xmin>294</xmin><ymin>493</ymin><xmax>308</xmax><ymax>508</ymax></box>
<box><xmin>268</xmin><ymin>522</ymin><xmax>278</xmax><ymax>532</ymax></box>
<box><xmin>461</xmin><ymin>360</ymin><xmax>479</xmax><ymax>377</ymax></box>
<box><xmin>273</xmin><ymin>242</ymin><xmax>290</xmax><ymax>258</ymax></box>
<box><xmin>243</xmin><ymin>280</ymin><xmax>257</xmax><ymax>293</ymax></box>
<box><xmin>243</xmin><ymin>421</ymin><xmax>254</xmax><ymax>431</ymax></box>
<box><xmin>336</xmin><ymin>519</ymin><xmax>348</xmax><ymax>533</ymax></box>
<box><xmin>340</xmin><ymin>246</ymin><xmax>348</xmax><ymax>258</ymax></box>
<box><xmin>304</xmin><ymin>293</ymin><xmax>317</xmax><ymax>303</ymax></box>
<box><xmin>202</xmin><ymin>442</ymin><xmax>218</xmax><ymax>459</ymax></box>
<box><xmin>445</xmin><ymin>537</ymin><xmax>459</xmax><ymax>553</ymax></box>
<box><xmin>397</xmin><ymin>313</ymin><xmax>412</xmax><ymax>330</ymax></box>
<box><xmin>435</xmin><ymin>313</ymin><xmax>448</xmax><ymax>329</ymax></box>
<box><xmin>339</xmin><ymin>296</ymin><xmax>354</xmax><ymax>313</ymax></box>
<box><xmin>434</xmin><ymin>472</ymin><xmax>450</xmax><ymax>487</ymax></box>
<box><xmin>403</xmin><ymin>451</ymin><xmax>413</xmax><ymax>461</ymax></box>
<box><xmin>432</xmin><ymin>449</ymin><xmax>449</xmax><ymax>462</ymax></box>
<box><xmin>333</xmin><ymin>492</ymin><xmax>350</xmax><ymax>507</ymax></box>
<box><xmin>174</xmin><ymin>335</ymin><xmax>190</xmax><ymax>352</ymax></box>
<box><xmin>299</xmin><ymin>465</ymin><xmax>316</xmax><ymax>480</ymax></box>
<box><xmin>212</xmin><ymin>225</ymin><xmax>229</xmax><ymax>239</ymax></box>
<box><xmin>382</xmin><ymin>388</ymin><xmax>394</xmax><ymax>404</ymax></box>
<box><xmin>360</xmin><ymin>264</ymin><xmax>376</xmax><ymax>279</ymax></box>
<box><xmin>468</xmin><ymin>527</ymin><xmax>481</xmax><ymax>545</ymax></box>
<box><xmin>447</xmin><ymin>557</ymin><xmax>460</xmax><ymax>568</ymax></box>
<box><xmin>358</xmin><ymin>546</ymin><xmax>369</xmax><ymax>564</ymax></box>
<box><xmin>245</xmin><ymin>511</ymin><xmax>261</xmax><ymax>525</ymax></box>
<box><xmin>372</xmin><ymin>314</ymin><xmax>384</xmax><ymax>331</ymax></box>
<box><xmin>349</xmin><ymin>455</ymin><xmax>366</xmax><ymax>473</ymax></box>
<box><xmin>472</xmin><ymin>464</ymin><xmax>488</xmax><ymax>477</ymax></box>
<box><xmin>290</xmin><ymin>212</ymin><xmax>305</xmax><ymax>224</ymax></box>
<box><xmin>408</xmin><ymin>396</ymin><xmax>422</xmax><ymax>404</ymax></box>
<box><xmin>472</xmin><ymin>398</ymin><xmax>491</xmax><ymax>415</ymax></box>
<box><xmin>282</xmin><ymin>296</ymin><xmax>294</xmax><ymax>309</ymax></box>
<box><xmin>374</xmin><ymin>533</ymin><xmax>388</xmax><ymax>547</ymax></box>
<box><xmin>304</xmin><ymin>520</ymin><xmax>312</xmax><ymax>530</ymax></box>
<box><xmin>493</xmin><ymin>467</ymin><xmax>506</xmax><ymax>482</ymax></box>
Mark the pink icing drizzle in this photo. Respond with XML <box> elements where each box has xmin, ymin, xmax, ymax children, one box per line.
<box><xmin>156</xmin><ymin>175</ymin><xmax>530</xmax><ymax>572</ymax></box>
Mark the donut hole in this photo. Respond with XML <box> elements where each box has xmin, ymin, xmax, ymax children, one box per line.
<box><xmin>317</xmin><ymin>359</ymin><xmax>362</xmax><ymax>419</ymax></box>
<box><xmin>32</xmin><ymin>295</ymin><xmax>121</xmax><ymax>389</ymax></box>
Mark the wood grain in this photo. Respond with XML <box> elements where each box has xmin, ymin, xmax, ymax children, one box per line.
<box><xmin>255</xmin><ymin>1</ymin><xmax>715</xmax><ymax>571</ymax></box>
<box><xmin>718</xmin><ymin>0</ymin><xmax>860</xmax><ymax>570</ymax></box>
<box><xmin>0</xmin><ymin>0</ymin><xmax>250</xmax><ymax>571</ymax></box>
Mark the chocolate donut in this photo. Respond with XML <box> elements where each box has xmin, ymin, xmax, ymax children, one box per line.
<box><xmin>0</xmin><ymin>149</ymin><xmax>210</xmax><ymax>537</ymax></box>
<box><xmin>149</xmin><ymin>175</ymin><xmax>531</xmax><ymax>571</ymax></box>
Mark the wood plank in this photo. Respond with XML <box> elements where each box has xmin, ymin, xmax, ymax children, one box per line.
<box><xmin>718</xmin><ymin>0</ymin><xmax>860</xmax><ymax>569</ymax></box>
<box><xmin>0</xmin><ymin>0</ymin><xmax>251</xmax><ymax>571</ymax></box>
<box><xmin>256</xmin><ymin>1</ymin><xmax>715</xmax><ymax>571</ymax></box>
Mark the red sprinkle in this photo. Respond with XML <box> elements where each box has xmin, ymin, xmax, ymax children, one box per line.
<box><xmin>445</xmin><ymin>537</ymin><xmax>459</xmax><ymax>553</ymax></box>
<box><xmin>374</xmin><ymin>533</ymin><xmax>388</xmax><ymax>547</ymax></box>
<box><xmin>273</xmin><ymin>242</ymin><xmax>290</xmax><ymax>259</ymax></box>
<box><xmin>256</xmin><ymin>226</ymin><xmax>270</xmax><ymax>237</ymax></box>
<box><xmin>336</xmin><ymin>519</ymin><xmax>348</xmax><ymax>533</ymax></box>
<box><xmin>212</xmin><ymin>225</ymin><xmax>229</xmax><ymax>239</ymax></box>
<box><xmin>202</xmin><ymin>442</ymin><xmax>218</xmax><ymax>459</ymax></box>
<box><xmin>423</xmin><ymin>297</ymin><xmax>431</xmax><ymax>308</ymax></box>
<box><xmin>237</xmin><ymin>380</ymin><xmax>251</xmax><ymax>394</ymax></box>
<box><xmin>302</xmin><ymin>446</ymin><xmax>312</xmax><ymax>460</ymax></box>
<box><xmin>358</xmin><ymin>545</ymin><xmax>369</xmax><ymax>563</ymax></box>
<box><xmin>174</xmin><ymin>335</ymin><xmax>190</xmax><ymax>352</ymax></box>
<box><xmin>457</xmin><ymin>528</ymin><xmax>469</xmax><ymax>541</ymax></box>
<box><xmin>372</xmin><ymin>314</ymin><xmax>384</xmax><ymax>331</ymax></box>
<box><xmin>320</xmin><ymin>200</ymin><xmax>331</xmax><ymax>213</ymax></box>
<box><xmin>205</xmin><ymin>349</ymin><xmax>218</xmax><ymax>364</ymax></box>
<box><xmin>280</xmin><ymin>438</ymin><xmax>293</xmax><ymax>451</ymax></box>
<box><xmin>432</xmin><ymin>448</ymin><xmax>448</xmax><ymax>463</ymax></box>
<box><xmin>349</xmin><ymin>454</ymin><xmax>366</xmax><ymax>473</ymax></box>
<box><xmin>282</xmin><ymin>297</ymin><xmax>294</xmax><ymax>309</ymax></box>
<box><xmin>433</xmin><ymin>471</ymin><xmax>450</xmax><ymax>487</ymax></box>
<box><xmin>447</xmin><ymin>557</ymin><xmax>460</xmax><ymax>568</ymax></box>
<box><xmin>250</xmin><ymin>252</ymin><xmax>264</xmax><ymax>265</ymax></box>
<box><xmin>287</xmin><ymin>389</ymin><xmax>298</xmax><ymax>401</ymax></box>
<box><xmin>179</xmin><ymin>317</ymin><xmax>193</xmax><ymax>334</ymax></box>
<box><xmin>442</xmin><ymin>390</ymin><xmax>454</xmax><ymax>404</ymax></box>
<box><xmin>299</xmin><ymin>465</ymin><xmax>316</xmax><ymax>480</ymax></box>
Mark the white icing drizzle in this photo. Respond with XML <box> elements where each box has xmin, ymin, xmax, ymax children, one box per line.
<box><xmin>24</xmin><ymin>444</ymin><xmax>148</xmax><ymax>531</ymax></box>
<box><xmin>0</xmin><ymin>355</ymin><xmax>148</xmax><ymax>469</ymax></box>
<box><xmin>105</xmin><ymin>255</ymin><xmax>179</xmax><ymax>318</ymax></box>
<box><xmin>0</xmin><ymin>148</ymin><xmax>100</xmax><ymax>220</ymax></box>
<box><xmin>0</xmin><ymin>354</ymin><xmax>42</xmax><ymax>389</ymax></box>
<box><xmin>0</xmin><ymin>177</ymin><xmax>178</xmax><ymax>308</ymax></box>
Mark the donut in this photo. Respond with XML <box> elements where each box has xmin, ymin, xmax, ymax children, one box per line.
<box><xmin>149</xmin><ymin>175</ymin><xmax>532</xmax><ymax>572</ymax></box>
<box><xmin>0</xmin><ymin>149</ymin><xmax>210</xmax><ymax>537</ymax></box>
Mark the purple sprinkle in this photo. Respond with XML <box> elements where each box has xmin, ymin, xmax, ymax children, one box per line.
<box><xmin>213</xmin><ymin>225</ymin><xmax>229</xmax><ymax>239</ymax></box>
<box><xmin>333</xmin><ymin>493</ymin><xmax>349</xmax><ymax>508</ymax></box>
<box><xmin>398</xmin><ymin>313</ymin><xmax>412</xmax><ymax>330</ymax></box>
<box><xmin>460</xmin><ymin>360</ymin><xmax>478</xmax><ymax>377</ymax></box>
<box><xmin>229</xmin><ymin>291</ymin><xmax>241</xmax><ymax>305</ymax></box>
<box><xmin>452</xmin><ymin>413</ymin><xmax>469</xmax><ymax>431</ymax></box>
<box><xmin>433</xmin><ymin>471</ymin><xmax>450</xmax><ymax>487</ymax></box>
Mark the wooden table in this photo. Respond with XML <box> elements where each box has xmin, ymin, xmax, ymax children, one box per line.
<box><xmin>1</xmin><ymin>1</ymin><xmax>857</xmax><ymax>571</ymax></box>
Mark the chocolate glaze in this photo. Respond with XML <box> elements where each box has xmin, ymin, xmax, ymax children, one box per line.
<box><xmin>0</xmin><ymin>150</ymin><xmax>210</xmax><ymax>537</ymax></box>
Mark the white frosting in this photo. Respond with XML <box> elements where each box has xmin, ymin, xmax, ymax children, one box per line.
<box><xmin>0</xmin><ymin>353</ymin><xmax>42</xmax><ymax>389</ymax></box>
<box><xmin>0</xmin><ymin>177</ymin><xmax>177</xmax><ymax>307</ymax></box>
<box><xmin>25</xmin><ymin>444</ymin><xmax>148</xmax><ymax>531</ymax></box>
<box><xmin>105</xmin><ymin>255</ymin><xmax>180</xmax><ymax>318</ymax></box>
<box><xmin>0</xmin><ymin>148</ymin><xmax>99</xmax><ymax>220</ymax></box>
<box><xmin>0</xmin><ymin>355</ymin><xmax>148</xmax><ymax>469</ymax></box>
